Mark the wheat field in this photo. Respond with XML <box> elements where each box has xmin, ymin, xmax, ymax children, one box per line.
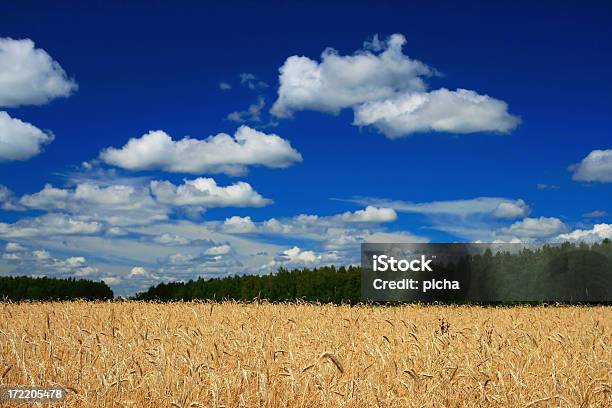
<box><xmin>0</xmin><ymin>302</ymin><xmax>610</xmax><ymax>407</ymax></box>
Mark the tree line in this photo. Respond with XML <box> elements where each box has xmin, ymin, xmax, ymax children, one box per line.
<box><xmin>0</xmin><ymin>275</ymin><xmax>113</xmax><ymax>301</ymax></box>
<box><xmin>134</xmin><ymin>265</ymin><xmax>362</xmax><ymax>303</ymax></box>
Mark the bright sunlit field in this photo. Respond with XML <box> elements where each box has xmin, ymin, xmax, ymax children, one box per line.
<box><xmin>1</xmin><ymin>302</ymin><xmax>610</xmax><ymax>407</ymax></box>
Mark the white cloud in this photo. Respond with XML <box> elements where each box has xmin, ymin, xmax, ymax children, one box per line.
<box><xmin>349</xmin><ymin>196</ymin><xmax>529</xmax><ymax>219</ymax></box>
<box><xmin>153</xmin><ymin>249</ymin><xmax>245</xmax><ymax>280</ymax></box>
<box><xmin>0</xmin><ymin>185</ymin><xmax>11</xmax><ymax>202</ymax></box>
<box><xmin>220</xmin><ymin>207</ymin><xmax>398</xmax><ymax>237</ymax></box>
<box><xmin>102</xmin><ymin>276</ymin><xmax>122</xmax><ymax>286</ymax></box>
<box><xmin>205</xmin><ymin>244</ymin><xmax>232</xmax><ymax>255</ymax></box>
<box><xmin>345</xmin><ymin>196</ymin><xmax>535</xmax><ymax>242</ymax></box>
<box><xmin>129</xmin><ymin>266</ymin><xmax>157</xmax><ymax>279</ymax></box>
<box><xmin>20</xmin><ymin>182</ymin><xmax>168</xmax><ymax>226</ymax></box>
<box><xmin>217</xmin><ymin>207</ymin><xmax>426</xmax><ymax>258</ymax></box>
<box><xmin>353</xmin><ymin>88</ymin><xmax>520</xmax><ymax>138</ymax></box>
<box><xmin>32</xmin><ymin>249</ymin><xmax>51</xmax><ymax>260</ymax></box>
<box><xmin>259</xmin><ymin>246</ymin><xmax>339</xmax><ymax>271</ymax></box>
<box><xmin>239</xmin><ymin>73</ymin><xmax>268</xmax><ymax>90</ymax></box>
<box><xmin>570</xmin><ymin>149</ymin><xmax>612</xmax><ymax>183</ymax></box>
<box><xmin>271</xmin><ymin>34</ymin><xmax>431</xmax><ymax>117</ymax></box>
<box><xmin>1</xmin><ymin>245</ymin><xmax>99</xmax><ymax>278</ymax></box>
<box><xmin>502</xmin><ymin>217</ymin><xmax>566</xmax><ymax>238</ymax></box>
<box><xmin>106</xmin><ymin>227</ymin><xmax>128</xmax><ymax>236</ymax></box>
<box><xmin>363</xmin><ymin>34</ymin><xmax>385</xmax><ymax>52</ymax></box>
<box><xmin>555</xmin><ymin>223</ymin><xmax>612</xmax><ymax>243</ymax></box>
<box><xmin>19</xmin><ymin>176</ymin><xmax>271</xmax><ymax>228</ymax></box>
<box><xmin>0</xmin><ymin>184</ymin><xmax>23</xmax><ymax>210</ymax></box>
<box><xmin>219</xmin><ymin>82</ymin><xmax>232</xmax><ymax>91</ymax></box>
<box><xmin>152</xmin><ymin>233</ymin><xmax>191</xmax><ymax>246</ymax></box>
<box><xmin>128</xmin><ymin>266</ymin><xmax>158</xmax><ymax>279</ymax></box>
<box><xmin>150</xmin><ymin>177</ymin><xmax>271</xmax><ymax>208</ymax></box>
<box><xmin>99</xmin><ymin>125</ymin><xmax>302</xmax><ymax>176</ymax></box>
<box><xmin>227</xmin><ymin>96</ymin><xmax>265</xmax><ymax>123</ymax></box>
<box><xmin>0</xmin><ymin>111</ymin><xmax>54</xmax><ymax>161</ymax></box>
<box><xmin>0</xmin><ymin>38</ymin><xmax>77</xmax><ymax>107</ymax></box>
<box><xmin>493</xmin><ymin>201</ymin><xmax>530</xmax><ymax>219</ymax></box>
<box><xmin>583</xmin><ymin>210</ymin><xmax>608</xmax><ymax>218</ymax></box>
<box><xmin>338</xmin><ymin>206</ymin><xmax>397</xmax><ymax>223</ymax></box>
<box><xmin>270</xmin><ymin>33</ymin><xmax>518</xmax><ymax>138</ymax></box>
<box><xmin>223</xmin><ymin>216</ymin><xmax>256</xmax><ymax>234</ymax></box>
<box><xmin>5</xmin><ymin>242</ymin><xmax>26</xmax><ymax>252</ymax></box>
<box><xmin>0</xmin><ymin>213</ymin><xmax>102</xmax><ymax>238</ymax></box>
<box><xmin>280</xmin><ymin>246</ymin><xmax>326</xmax><ymax>263</ymax></box>
<box><xmin>2</xmin><ymin>252</ymin><xmax>21</xmax><ymax>260</ymax></box>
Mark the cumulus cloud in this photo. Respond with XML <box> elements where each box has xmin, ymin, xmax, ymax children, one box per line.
<box><xmin>1</xmin><ymin>245</ymin><xmax>98</xmax><ymax>278</ymax></box>
<box><xmin>258</xmin><ymin>246</ymin><xmax>339</xmax><ymax>272</ymax></box>
<box><xmin>0</xmin><ymin>111</ymin><xmax>54</xmax><ymax>161</ymax></box>
<box><xmin>0</xmin><ymin>214</ymin><xmax>102</xmax><ymax>238</ymax></box>
<box><xmin>227</xmin><ymin>96</ymin><xmax>265</xmax><ymax>123</ymax></box>
<box><xmin>4</xmin><ymin>242</ymin><xmax>26</xmax><ymax>252</ymax></box>
<box><xmin>20</xmin><ymin>182</ymin><xmax>168</xmax><ymax>226</ymax></box>
<box><xmin>154</xmin><ymin>250</ymin><xmax>244</xmax><ymax>279</ymax></box>
<box><xmin>0</xmin><ymin>185</ymin><xmax>11</xmax><ymax>203</ymax></box>
<box><xmin>106</xmin><ymin>227</ymin><xmax>128</xmax><ymax>236</ymax></box>
<box><xmin>128</xmin><ymin>266</ymin><xmax>148</xmax><ymax>277</ymax></box>
<box><xmin>279</xmin><ymin>246</ymin><xmax>337</xmax><ymax>264</ymax></box>
<box><xmin>219</xmin><ymin>82</ymin><xmax>232</xmax><ymax>91</ymax></box>
<box><xmin>270</xmin><ymin>33</ymin><xmax>518</xmax><ymax>138</ymax></box>
<box><xmin>0</xmin><ymin>37</ymin><xmax>77</xmax><ymax>107</ymax></box>
<box><xmin>501</xmin><ymin>217</ymin><xmax>566</xmax><ymax>238</ymax></box>
<box><xmin>205</xmin><ymin>244</ymin><xmax>232</xmax><ymax>255</ymax></box>
<box><xmin>337</xmin><ymin>206</ymin><xmax>397</xmax><ymax>223</ymax></box>
<box><xmin>102</xmin><ymin>276</ymin><xmax>122</xmax><ymax>286</ymax></box>
<box><xmin>353</xmin><ymin>88</ymin><xmax>520</xmax><ymax>137</ymax></box>
<box><xmin>152</xmin><ymin>233</ymin><xmax>191</xmax><ymax>246</ymax></box>
<box><xmin>239</xmin><ymin>73</ymin><xmax>268</xmax><ymax>90</ymax></box>
<box><xmin>0</xmin><ymin>184</ymin><xmax>23</xmax><ymax>210</ymax></box>
<box><xmin>555</xmin><ymin>223</ymin><xmax>612</xmax><ymax>243</ymax></box>
<box><xmin>348</xmin><ymin>196</ymin><xmax>529</xmax><ymax>219</ymax></box>
<box><xmin>18</xmin><ymin>175</ymin><xmax>272</xmax><ymax>227</ymax></box>
<box><xmin>216</xmin><ymin>207</ymin><xmax>425</xmax><ymax>260</ymax></box>
<box><xmin>128</xmin><ymin>266</ymin><xmax>159</xmax><ymax>280</ymax></box>
<box><xmin>570</xmin><ymin>149</ymin><xmax>612</xmax><ymax>183</ymax></box>
<box><xmin>223</xmin><ymin>216</ymin><xmax>256</xmax><ymax>234</ymax></box>
<box><xmin>271</xmin><ymin>34</ymin><xmax>432</xmax><ymax>117</ymax></box>
<box><xmin>344</xmin><ymin>196</ymin><xmax>534</xmax><ymax>242</ymax></box>
<box><xmin>220</xmin><ymin>207</ymin><xmax>398</xmax><ymax>237</ymax></box>
<box><xmin>32</xmin><ymin>249</ymin><xmax>51</xmax><ymax>260</ymax></box>
<box><xmin>99</xmin><ymin>125</ymin><xmax>302</xmax><ymax>176</ymax></box>
<box><xmin>493</xmin><ymin>201</ymin><xmax>530</xmax><ymax>219</ymax></box>
<box><xmin>150</xmin><ymin>177</ymin><xmax>271</xmax><ymax>208</ymax></box>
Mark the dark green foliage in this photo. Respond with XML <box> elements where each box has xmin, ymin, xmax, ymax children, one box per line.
<box><xmin>135</xmin><ymin>265</ymin><xmax>362</xmax><ymax>303</ymax></box>
<box><xmin>0</xmin><ymin>275</ymin><xmax>113</xmax><ymax>301</ymax></box>
<box><xmin>463</xmin><ymin>241</ymin><xmax>612</xmax><ymax>301</ymax></box>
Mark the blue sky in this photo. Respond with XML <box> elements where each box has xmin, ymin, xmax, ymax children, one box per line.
<box><xmin>0</xmin><ymin>1</ymin><xmax>610</xmax><ymax>294</ymax></box>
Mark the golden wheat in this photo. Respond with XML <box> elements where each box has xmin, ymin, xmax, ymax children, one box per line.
<box><xmin>0</xmin><ymin>301</ymin><xmax>610</xmax><ymax>407</ymax></box>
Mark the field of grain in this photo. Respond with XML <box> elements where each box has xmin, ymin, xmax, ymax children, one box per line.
<box><xmin>0</xmin><ymin>302</ymin><xmax>610</xmax><ymax>407</ymax></box>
